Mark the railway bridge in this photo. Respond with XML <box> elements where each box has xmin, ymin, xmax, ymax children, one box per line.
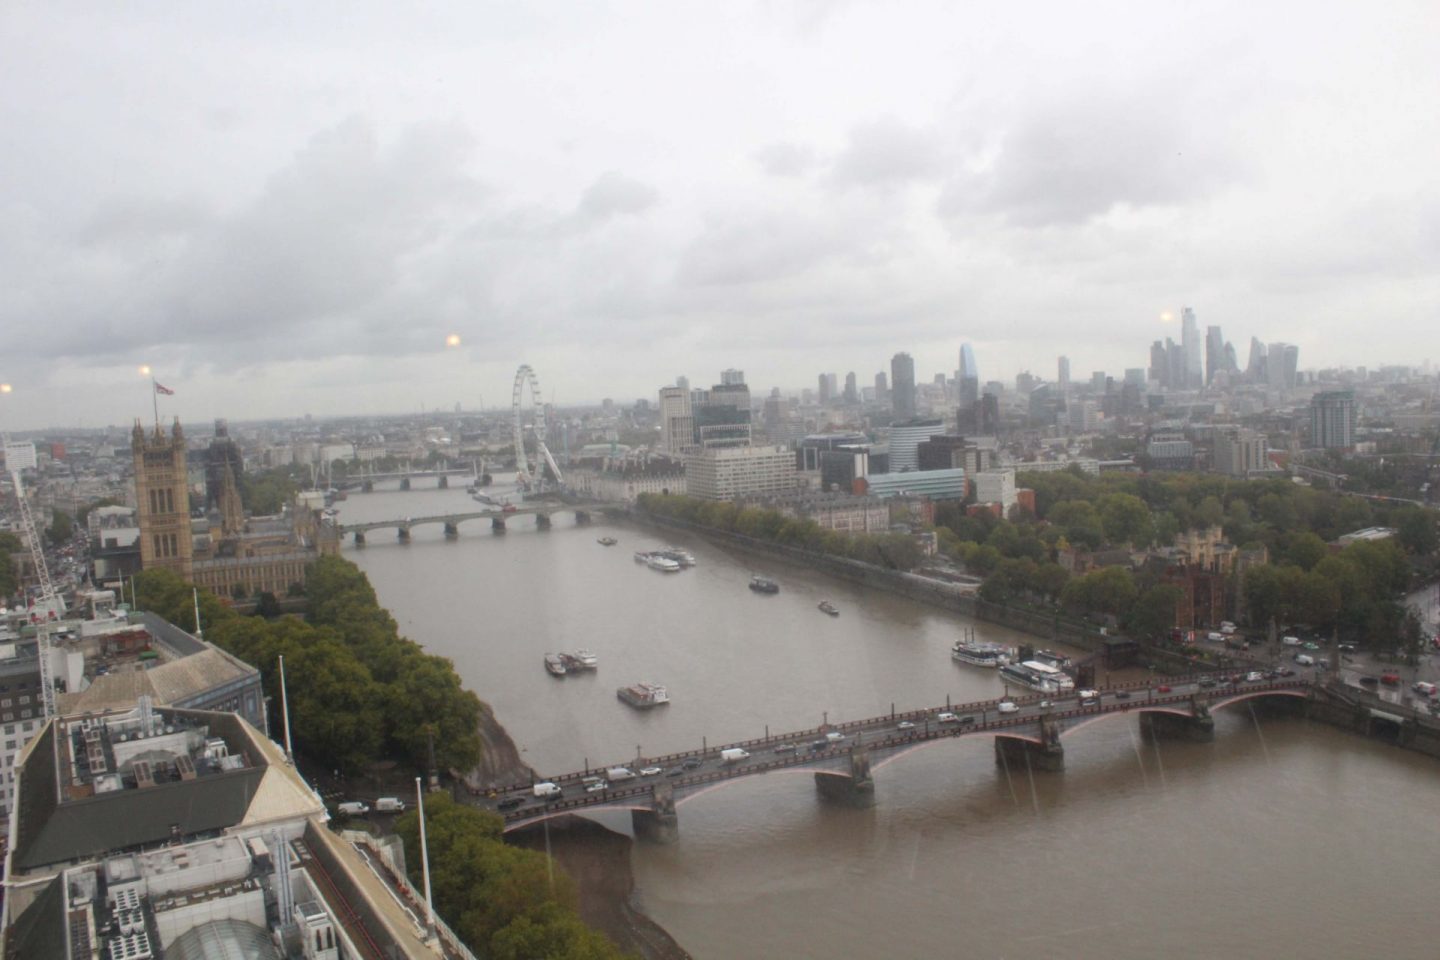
<box><xmin>483</xmin><ymin>676</ymin><xmax>1316</xmax><ymax>843</ymax></box>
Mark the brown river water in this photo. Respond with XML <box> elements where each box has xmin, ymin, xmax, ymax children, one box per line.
<box><xmin>340</xmin><ymin>483</ymin><xmax>1440</xmax><ymax>959</ymax></box>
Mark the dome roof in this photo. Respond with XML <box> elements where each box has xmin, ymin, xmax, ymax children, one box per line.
<box><xmin>166</xmin><ymin>919</ymin><xmax>280</xmax><ymax>960</ymax></box>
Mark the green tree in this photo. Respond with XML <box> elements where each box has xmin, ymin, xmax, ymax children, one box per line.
<box><xmin>0</xmin><ymin>532</ymin><xmax>22</xmax><ymax>600</ymax></box>
<box><xmin>1283</xmin><ymin>532</ymin><xmax>1330</xmax><ymax>571</ymax></box>
<box><xmin>1098</xmin><ymin>493</ymin><xmax>1152</xmax><ymax>546</ymax></box>
<box><xmin>1393</xmin><ymin>507</ymin><xmax>1438</xmax><ymax>556</ymax></box>
<box><xmin>46</xmin><ymin>510</ymin><xmax>74</xmax><ymax>544</ymax></box>
<box><xmin>1126</xmin><ymin>585</ymin><xmax>1182</xmax><ymax>640</ymax></box>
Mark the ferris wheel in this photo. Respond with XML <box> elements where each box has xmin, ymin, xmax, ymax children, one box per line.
<box><xmin>512</xmin><ymin>364</ymin><xmax>563</xmax><ymax>490</ymax></box>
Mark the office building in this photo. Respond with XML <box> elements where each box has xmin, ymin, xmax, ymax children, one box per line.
<box><xmin>1205</xmin><ymin>325</ymin><xmax>1225</xmax><ymax>386</ymax></box>
<box><xmin>1182</xmin><ymin>307</ymin><xmax>1202</xmax><ymax>389</ymax></box>
<box><xmin>843</xmin><ymin>372</ymin><xmax>858</xmax><ymax>404</ymax></box>
<box><xmin>887</xmin><ymin>418</ymin><xmax>943</xmax><ymax>473</ymax></box>
<box><xmin>659</xmin><ymin>386</ymin><xmax>695</xmax><ymax>455</ymax></box>
<box><xmin>1213</xmin><ymin>428</ymin><xmax>1269</xmax><ymax>476</ymax></box>
<box><xmin>974</xmin><ymin>470</ymin><xmax>1017</xmax><ymax>513</ymax></box>
<box><xmin>1146</xmin><ymin>433</ymin><xmax>1195</xmax><ymax>471</ymax></box>
<box><xmin>720</xmin><ymin>368</ymin><xmax>745</xmax><ymax>386</ymax></box>
<box><xmin>685</xmin><ymin>445</ymin><xmax>797</xmax><ymax>500</ymax></box>
<box><xmin>1267</xmin><ymin>342</ymin><xmax>1299</xmax><ymax>391</ymax></box>
<box><xmin>797</xmin><ymin>433</ymin><xmax>869</xmax><ymax>472</ymax></box>
<box><xmin>979</xmin><ymin>393</ymin><xmax>1000</xmax><ymax>436</ymax></box>
<box><xmin>890</xmin><ymin>353</ymin><xmax>916</xmax><ymax>420</ymax></box>
<box><xmin>1057</xmin><ymin>356</ymin><xmax>1070</xmax><ymax>394</ymax></box>
<box><xmin>860</xmin><ymin>468</ymin><xmax>968</xmax><ymax>501</ymax></box>
<box><xmin>874</xmin><ymin>372</ymin><xmax>888</xmax><ymax>405</ymax></box>
<box><xmin>1310</xmin><ymin>390</ymin><xmax>1356</xmax><ymax>449</ymax></box>
<box><xmin>693</xmin><ymin>381</ymin><xmax>752</xmax><ymax>448</ymax></box>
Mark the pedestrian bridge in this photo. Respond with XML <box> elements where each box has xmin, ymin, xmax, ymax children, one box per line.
<box><xmin>483</xmin><ymin>676</ymin><xmax>1315</xmax><ymax>842</ymax></box>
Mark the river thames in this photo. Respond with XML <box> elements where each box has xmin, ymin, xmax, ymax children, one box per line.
<box><xmin>340</xmin><ymin>483</ymin><xmax>1440</xmax><ymax>959</ymax></box>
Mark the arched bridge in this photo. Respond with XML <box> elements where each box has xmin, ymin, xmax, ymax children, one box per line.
<box><xmin>336</xmin><ymin>501</ymin><xmax>609</xmax><ymax>543</ymax></box>
<box><xmin>482</xmin><ymin>675</ymin><xmax>1315</xmax><ymax>842</ymax></box>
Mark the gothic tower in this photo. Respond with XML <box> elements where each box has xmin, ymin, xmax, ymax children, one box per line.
<box><xmin>133</xmin><ymin>418</ymin><xmax>195</xmax><ymax>580</ymax></box>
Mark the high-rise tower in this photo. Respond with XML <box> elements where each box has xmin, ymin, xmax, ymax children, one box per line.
<box><xmin>891</xmin><ymin>352</ymin><xmax>916</xmax><ymax>420</ymax></box>
<box><xmin>132</xmin><ymin>418</ymin><xmax>195</xmax><ymax>580</ymax></box>
<box><xmin>1181</xmin><ymin>307</ymin><xmax>1202</xmax><ymax>389</ymax></box>
<box><xmin>1205</xmin><ymin>325</ymin><xmax>1224</xmax><ymax>386</ymax></box>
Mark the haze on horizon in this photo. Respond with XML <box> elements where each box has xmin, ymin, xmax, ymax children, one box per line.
<box><xmin>2</xmin><ymin>1</ymin><xmax>1437</xmax><ymax>431</ymax></box>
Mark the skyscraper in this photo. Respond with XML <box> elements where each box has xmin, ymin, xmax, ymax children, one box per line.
<box><xmin>843</xmin><ymin>372</ymin><xmax>857</xmax><ymax>404</ymax></box>
<box><xmin>659</xmin><ymin>386</ymin><xmax>694</xmax><ymax>455</ymax></box>
<box><xmin>1205</xmin><ymin>324</ymin><xmax>1224</xmax><ymax>386</ymax></box>
<box><xmin>1267</xmin><ymin>342</ymin><xmax>1299</xmax><ymax>391</ymax></box>
<box><xmin>1057</xmin><ymin>356</ymin><xmax>1070</xmax><ymax>394</ymax></box>
<box><xmin>874</xmin><ymin>371</ymin><xmax>888</xmax><ymax>404</ymax></box>
<box><xmin>818</xmin><ymin>373</ymin><xmax>832</xmax><ymax>405</ymax></box>
<box><xmin>958</xmin><ymin>343</ymin><xmax>980</xmax><ymax>412</ymax></box>
<box><xmin>1310</xmin><ymin>391</ymin><xmax>1355</xmax><ymax>448</ymax></box>
<box><xmin>1181</xmin><ymin>307</ymin><xmax>1202</xmax><ymax>389</ymax></box>
<box><xmin>1246</xmin><ymin>338</ymin><xmax>1267</xmax><ymax>382</ymax></box>
<box><xmin>891</xmin><ymin>352</ymin><xmax>916</xmax><ymax>420</ymax></box>
<box><xmin>720</xmin><ymin>368</ymin><xmax>745</xmax><ymax>386</ymax></box>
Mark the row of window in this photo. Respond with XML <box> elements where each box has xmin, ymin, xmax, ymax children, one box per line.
<box><xmin>147</xmin><ymin>486</ymin><xmax>178</xmax><ymax>515</ymax></box>
<box><xmin>153</xmin><ymin>532</ymin><xmax>181</xmax><ymax>558</ymax></box>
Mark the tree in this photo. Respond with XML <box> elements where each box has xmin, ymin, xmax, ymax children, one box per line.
<box><xmin>1393</xmin><ymin>507</ymin><xmax>1438</xmax><ymax>556</ymax></box>
<box><xmin>1099</xmin><ymin>493</ymin><xmax>1152</xmax><ymax>546</ymax></box>
<box><xmin>1282</xmin><ymin>532</ymin><xmax>1330</xmax><ymax>571</ymax></box>
<box><xmin>46</xmin><ymin>510</ymin><xmax>74</xmax><ymax>544</ymax></box>
<box><xmin>0</xmin><ymin>532</ymin><xmax>22</xmax><ymax>601</ymax></box>
<box><xmin>1126</xmin><ymin>585</ymin><xmax>1182</xmax><ymax>640</ymax></box>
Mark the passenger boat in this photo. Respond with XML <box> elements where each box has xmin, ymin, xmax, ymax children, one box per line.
<box><xmin>749</xmin><ymin>576</ymin><xmax>780</xmax><ymax>594</ymax></box>
<box><xmin>658</xmin><ymin>547</ymin><xmax>696</xmax><ymax>567</ymax></box>
<box><xmin>647</xmin><ymin>554</ymin><xmax>682</xmax><ymax>572</ymax></box>
<box><xmin>617</xmin><ymin>682</ymin><xmax>670</xmax><ymax>708</ymax></box>
<box><xmin>634</xmin><ymin>550</ymin><xmax>652</xmax><ymax>563</ymax></box>
<box><xmin>597</xmin><ymin>536</ymin><xmax>618</xmax><ymax>546</ymax></box>
<box><xmin>561</xmin><ymin>650</ymin><xmax>598</xmax><ymax>671</ymax></box>
<box><xmin>817</xmin><ymin>601</ymin><xmax>839</xmax><ymax>616</ymax></box>
<box><xmin>999</xmin><ymin>660</ymin><xmax>1075</xmax><ymax>693</ymax></box>
<box><xmin>951</xmin><ymin>639</ymin><xmax>1012</xmax><ymax>667</ymax></box>
<box><xmin>544</xmin><ymin>654</ymin><xmax>567</xmax><ymax>677</ymax></box>
<box><xmin>1031</xmin><ymin>649</ymin><xmax>1072</xmax><ymax>670</ymax></box>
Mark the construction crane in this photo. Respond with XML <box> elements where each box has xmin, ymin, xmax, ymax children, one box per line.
<box><xmin>4</xmin><ymin>439</ymin><xmax>63</xmax><ymax>718</ymax></box>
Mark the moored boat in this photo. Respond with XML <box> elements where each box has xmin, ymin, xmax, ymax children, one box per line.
<box><xmin>564</xmin><ymin>649</ymin><xmax>599</xmax><ymax>670</ymax></box>
<box><xmin>597</xmin><ymin>536</ymin><xmax>618</xmax><ymax>546</ymax></box>
<box><xmin>818</xmin><ymin>600</ymin><xmax>839</xmax><ymax>616</ymax></box>
<box><xmin>634</xmin><ymin>550</ymin><xmax>651</xmax><ymax>563</ymax></box>
<box><xmin>749</xmin><ymin>576</ymin><xmax>779</xmax><ymax>594</ymax></box>
<box><xmin>647</xmin><ymin>554</ymin><xmax>682</xmax><ymax>572</ymax></box>
<box><xmin>999</xmin><ymin>660</ymin><xmax>1075</xmax><ymax>693</ymax></box>
<box><xmin>951</xmin><ymin>639</ymin><xmax>1012</xmax><ymax>667</ymax></box>
<box><xmin>544</xmin><ymin>654</ymin><xmax>567</xmax><ymax>677</ymax></box>
<box><xmin>617</xmin><ymin>682</ymin><xmax>670</xmax><ymax>708</ymax></box>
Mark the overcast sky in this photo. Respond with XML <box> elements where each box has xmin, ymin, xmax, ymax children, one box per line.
<box><xmin>3</xmin><ymin>1</ymin><xmax>1437</xmax><ymax>430</ymax></box>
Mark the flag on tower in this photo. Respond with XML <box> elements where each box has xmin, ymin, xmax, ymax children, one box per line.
<box><xmin>153</xmin><ymin>381</ymin><xmax>175</xmax><ymax>395</ymax></box>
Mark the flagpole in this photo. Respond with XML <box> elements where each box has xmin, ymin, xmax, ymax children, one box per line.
<box><xmin>151</xmin><ymin>379</ymin><xmax>160</xmax><ymax>431</ymax></box>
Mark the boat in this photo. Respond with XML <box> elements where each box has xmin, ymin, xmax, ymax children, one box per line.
<box><xmin>818</xmin><ymin>601</ymin><xmax>839</xmax><ymax>616</ymax></box>
<box><xmin>749</xmin><ymin>576</ymin><xmax>779</xmax><ymax>594</ymax></box>
<box><xmin>562</xmin><ymin>649</ymin><xmax>598</xmax><ymax>671</ymax></box>
<box><xmin>999</xmin><ymin>660</ymin><xmax>1075</xmax><ymax>693</ymax></box>
<box><xmin>951</xmin><ymin>639</ymin><xmax>1012</xmax><ymax>667</ymax></box>
<box><xmin>597</xmin><ymin>536</ymin><xmax>618</xmax><ymax>546</ymax></box>
<box><xmin>1031</xmin><ymin>649</ymin><xmax>1072</xmax><ymax>670</ymax></box>
<box><xmin>634</xmin><ymin>551</ymin><xmax>652</xmax><ymax>563</ymax></box>
<box><xmin>544</xmin><ymin>654</ymin><xmax>567</xmax><ymax>677</ymax></box>
<box><xmin>617</xmin><ymin>682</ymin><xmax>670</xmax><ymax>708</ymax></box>
<box><xmin>647</xmin><ymin>554</ymin><xmax>682</xmax><ymax>572</ymax></box>
<box><xmin>658</xmin><ymin>547</ymin><xmax>696</xmax><ymax>567</ymax></box>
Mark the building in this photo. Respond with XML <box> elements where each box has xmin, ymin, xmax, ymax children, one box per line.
<box><xmin>658</xmin><ymin>386</ymin><xmax>694</xmax><ymax>455</ymax></box>
<box><xmin>886</xmin><ymin>418</ymin><xmax>943</xmax><ymax>473</ymax></box>
<box><xmin>693</xmin><ymin>381</ymin><xmax>752</xmax><ymax>448</ymax></box>
<box><xmin>1057</xmin><ymin>356</ymin><xmax>1070</xmax><ymax>394</ymax></box>
<box><xmin>1310</xmin><ymin>390</ymin><xmax>1356</xmax><ymax>449</ymax></box>
<box><xmin>890</xmin><ymin>353</ymin><xmax>916</xmax><ymax>420</ymax></box>
<box><xmin>566</xmin><ymin>457</ymin><xmax>686</xmax><ymax>502</ymax></box>
<box><xmin>1181</xmin><ymin>307</ymin><xmax>1202</xmax><ymax>389</ymax></box>
<box><xmin>978</xmin><ymin>393</ymin><xmax>1000</xmax><ymax>436</ymax></box>
<box><xmin>974</xmin><ymin>470</ymin><xmax>1017</xmax><ymax>513</ymax></box>
<box><xmin>1205</xmin><ymin>325</ymin><xmax>1225</xmax><ymax>386</ymax></box>
<box><xmin>843</xmin><ymin>372</ymin><xmax>858</xmax><ymax>404</ymax></box>
<box><xmin>759</xmin><ymin>492</ymin><xmax>889</xmax><ymax>534</ymax></box>
<box><xmin>719</xmin><ymin>368</ymin><xmax>745</xmax><ymax>386</ymax></box>
<box><xmin>685</xmin><ymin>445</ymin><xmax>797</xmax><ymax>500</ymax></box>
<box><xmin>1145</xmin><ymin>433</ymin><xmax>1195</xmax><ymax>471</ymax></box>
<box><xmin>132</xmin><ymin>421</ymin><xmax>195</xmax><ymax>581</ymax></box>
<box><xmin>859</xmin><ymin>468</ymin><xmax>967</xmax><ymax>501</ymax></box>
<box><xmin>797</xmin><ymin>433</ymin><xmax>869</xmax><ymax>473</ymax></box>
<box><xmin>1267</xmin><ymin>342</ymin><xmax>1299</xmax><ymax>391</ymax></box>
<box><xmin>1213</xmin><ymin>427</ymin><xmax>1269</xmax><ymax>477</ymax></box>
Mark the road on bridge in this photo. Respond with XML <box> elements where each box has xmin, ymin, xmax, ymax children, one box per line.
<box><xmin>480</xmin><ymin>670</ymin><xmax>1312</xmax><ymax>828</ymax></box>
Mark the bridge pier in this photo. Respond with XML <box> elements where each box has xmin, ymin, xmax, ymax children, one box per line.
<box><xmin>535</xmin><ymin>513</ymin><xmax>552</xmax><ymax>530</ymax></box>
<box><xmin>438</xmin><ymin>475</ymin><xmax>449</xmax><ymax>489</ymax></box>
<box><xmin>995</xmin><ymin>716</ymin><xmax>1064</xmax><ymax>773</ymax></box>
<box><xmin>813</xmin><ymin>745</ymin><xmax>875</xmax><ymax>808</ymax></box>
<box><xmin>352</xmin><ymin>531</ymin><xmax>366</xmax><ymax>546</ymax></box>
<box><xmin>574</xmin><ymin>510</ymin><xmax>591</xmax><ymax>525</ymax></box>
<box><xmin>1140</xmin><ymin>698</ymin><xmax>1214</xmax><ymax>742</ymax></box>
<box><xmin>362</xmin><ymin>480</ymin><xmax>374</xmax><ymax>493</ymax></box>
<box><xmin>632</xmin><ymin>780</ymin><xmax>679</xmax><ymax>844</ymax></box>
<box><xmin>443</xmin><ymin>522</ymin><xmax>459</xmax><ymax>539</ymax></box>
<box><xmin>397</xmin><ymin>526</ymin><xmax>411</xmax><ymax>543</ymax></box>
<box><xmin>492</xmin><ymin>517</ymin><xmax>506</xmax><ymax>532</ymax></box>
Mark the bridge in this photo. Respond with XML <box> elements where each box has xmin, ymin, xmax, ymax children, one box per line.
<box><xmin>336</xmin><ymin>501</ymin><xmax>609</xmax><ymax>543</ymax></box>
<box><xmin>480</xmin><ymin>674</ymin><xmax>1317</xmax><ymax>842</ymax></box>
<box><xmin>335</xmin><ymin>461</ymin><xmax>487</xmax><ymax>493</ymax></box>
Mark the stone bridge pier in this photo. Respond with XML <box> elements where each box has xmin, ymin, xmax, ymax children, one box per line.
<box><xmin>814</xmin><ymin>744</ymin><xmax>875</xmax><ymax>807</ymax></box>
<box><xmin>574</xmin><ymin>510</ymin><xmax>591</xmax><ymax>525</ymax></box>
<box><xmin>995</xmin><ymin>715</ymin><xmax>1065</xmax><ymax>772</ymax></box>
<box><xmin>396</xmin><ymin>526</ymin><xmax>411</xmax><ymax>543</ymax></box>
<box><xmin>492</xmin><ymin>517</ymin><xmax>507</xmax><ymax>532</ymax></box>
<box><xmin>438</xmin><ymin>475</ymin><xmax>449</xmax><ymax>489</ymax></box>
<box><xmin>399</xmin><ymin>477</ymin><xmax>411</xmax><ymax>490</ymax></box>
<box><xmin>443</xmin><ymin>522</ymin><xmax>459</xmax><ymax>539</ymax></box>
<box><xmin>632</xmin><ymin>780</ymin><xmax>679</xmax><ymax>844</ymax></box>
<box><xmin>352</xmin><ymin>531</ymin><xmax>366</xmax><ymax>546</ymax></box>
<box><xmin>535</xmin><ymin>513</ymin><xmax>552</xmax><ymax>530</ymax></box>
<box><xmin>1140</xmin><ymin>698</ymin><xmax>1215</xmax><ymax>742</ymax></box>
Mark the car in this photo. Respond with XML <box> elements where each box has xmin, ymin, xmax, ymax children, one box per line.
<box><xmin>1114</xmin><ymin>690</ymin><xmax>1132</xmax><ymax>699</ymax></box>
<box><xmin>1338</xmin><ymin>643</ymin><xmax>1357</xmax><ymax>653</ymax></box>
<box><xmin>1037</xmin><ymin>699</ymin><xmax>1052</xmax><ymax>709</ymax></box>
<box><xmin>1380</xmin><ymin>673</ymin><xmax>1401</xmax><ymax>686</ymax></box>
<box><xmin>1080</xmin><ymin>696</ymin><xmax>1098</xmax><ymax>706</ymax></box>
<box><xmin>897</xmin><ymin>720</ymin><xmax>916</xmax><ymax>730</ymax></box>
<box><xmin>1282</xmin><ymin>635</ymin><xmax>1301</xmax><ymax>646</ymax></box>
<box><xmin>639</xmin><ymin>766</ymin><xmax>663</xmax><ymax>777</ymax></box>
<box><xmin>1278</xmin><ymin>668</ymin><xmax>1297</xmax><ymax>678</ymax></box>
<box><xmin>825</xmin><ymin>731</ymin><xmax>847</xmax><ymax>743</ymax></box>
<box><xmin>810</xmin><ymin>739</ymin><xmax>831</xmax><ymax>752</ymax></box>
<box><xmin>959</xmin><ymin>715</ymin><xmax>976</xmax><ymax>725</ymax></box>
<box><xmin>683</xmin><ymin>756</ymin><xmax>703</xmax><ymax>769</ymax></box>
<box><xmin>586</xmin><ymin>780</ymin><xmax>608</xmax><ymax>793</ymax></box>
<box><xmin>1265</xmin><ymin>670</ymin><xmax>1281</xmax><ymax>680</ymax></box>
<box><xmin>1156</xmin><ymin>684</ymin><xmax>1172</xmax><ymax>693</ymax></box>
<box><xmin>996</xmin><ymin>701</ymin><xmax>1018</xmax><ymax>714</ymax></box>
<box><xmin>937</xmin><ymin>712</ymin><xmax>959</xmax><ymax>723</ymax></box>
<box><xmin>1207</xmin><ymin>632</ymin><xmax>1225</xmax><ymax>642</ymax></box>
<box><xmin>1077</xmin><ymin>689</ymin><xmax>1099</xmax><ymax>700</ymax></box>
<box><xmin>666</xmin><ymin>766</ymin><xmax>686</xmax><ymax>777</ymax></box>
<box><xmin>773</xmin><ymin>742</ymin><xmax>797</xmax><ymax>753</ymax></box>
<box><xmin>497</xmin><ymin>796</ymin><xmax>524</xmax><ymax>811</ymax></box>
<box><xmin>1197</xmin><ymin>677</ymin><xmax>1217</xmax><ymax>688</ymax></box>
<box><xmin>1303</xmin><ymin>641</ymin><xmax>1320</xmax><ymax>651</ymax></box>
<box><xmin>1245</xmin><ymin>671</ymin><xmax>1264</xmax><ymax>682</ymax></box>
<box><xmin>1358</xmin><ymin>675</ymin><xmax>1379</xmax><ymax>686</ymax></box>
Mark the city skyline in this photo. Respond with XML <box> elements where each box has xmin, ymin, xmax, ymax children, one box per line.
<box><xmin>2</xmin><ymin>3</ymin><xmax>1438</xmax><ymax>430</ymax></box>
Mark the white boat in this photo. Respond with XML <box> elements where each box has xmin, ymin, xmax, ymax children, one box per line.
<box><xmin>617</xmin><ymin>682</ymin><xmax>670</xmax><ymax>708</ymax></box>
<box><xmin>562</xmin><ymin>649</ymin><xmax>599</xmax><ymax>670</ymax></box>
<box><xmin>951</xmin><ymin>639</ymin><xmax>1012</xmax><ymax>667</ymax></box>
<box><xmin>659</xmin><ymin>547</ymin><xmax>696</xmax><ymax>567</ymax></box>
<box><xmin>647</xmin><ymin>555</ymin><xmax>682</xmax><ymax>572</ymax></box>
<box><xmin>999</xmin><ymin>660</ymin><xmax>1075</xmax><ymax>693</ymax></box>
<box><xmin>634</xmin><ymin>551</ymin><xmax>652</xmax><ymax>563</ymax></box>
<box><xmin>1031</xmin><ymin>649</ymin><xmax>1072</xmax><ymax>669</ymax></box>
<box><xmin>544</xmin><ymin>654</ymin><xmax>567</xmax><ymax>677</ymax></box>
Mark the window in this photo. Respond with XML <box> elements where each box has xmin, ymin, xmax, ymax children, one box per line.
<box><xmin>2</xmin><ymin>725</ymin><xmax>12</xmax><ymax>735</ymax></box>
<box><xmin>0</xmin><ymin>700</ymin><xmax>9</xmax><ymax>709</ymax></box>
<box><xmin>1</xmin><ymin>714</ymin><xmax>11</xmax><ymax>723</ymax></box>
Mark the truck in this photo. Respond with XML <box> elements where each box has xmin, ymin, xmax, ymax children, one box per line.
<box><xmin>337</xmin><ymin>801</ymin><xmax>369</xmax><ymax>816</ymax></box>
<box><xmin>375</xmin><ymin>797</ymin><xmax>406</xmax><ymax>813</ymax></box>
<box><xmin>533</xmin><ymin>781</ymin><xmax>562</xmax><ymax>799</ymax></box>
<box><xmin>606</xmin><ymin>766</ymin><xmax>636</xmax><ymax>782</ymax></box>
<box><xmin>720</xmin><ymin>748</ymin><xmax>750</xmax><ymax>764</ymax></box>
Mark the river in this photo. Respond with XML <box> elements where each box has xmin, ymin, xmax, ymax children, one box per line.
<box><xmin>339</xmin><ymin>483</ymin><xmax>1440</xmax><ymax>959</ymax></box>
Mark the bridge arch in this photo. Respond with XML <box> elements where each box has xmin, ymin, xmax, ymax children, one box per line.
<box><xmin>502</xmin><ymin>801</ymin><xmax>653</xmax><ymax>834</ymax></box>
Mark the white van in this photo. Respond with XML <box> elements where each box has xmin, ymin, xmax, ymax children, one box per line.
<box><xmin>720</xmin><ymin>748</ymin><xmax>750</xmax><ymax>764</ymax></box>
<box><xmin>606</xmin><ymin>766</ymin><xmax>636</xmax><ymax>782</ymax></box>
<box><xmin>337</xmin><ymin>801</ymin><xmax>369</xmax><ymax>816</ymax></box>
<box><xmin>1294</xmin><ymin>653</ymin><xmax>1315</xmax><ymax>666</ymax></box>
<box><xmin>533</xmin><ymin>781</ymin><xmax>562</xmax><ymax>799</ymax></box>
<box><xmin>375</xmin><ymin>797</ymin><xmax>406</xmax><ymax>813</ymax></box>
<box><xmin>1413</xmin><ymin>681</ymin><xmax>1438</xmax><ymax>698</ymax></box>
<box><xmin>1282</xmin><ymin>635</ymin><xmax>1301</xmax><ymax>646</ymax></box>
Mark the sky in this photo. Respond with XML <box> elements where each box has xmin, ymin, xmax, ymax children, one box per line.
<box><xmin>2</xmin><ymin>1</ymin><xmax>1438</xmax><ymax>430</ymax></box>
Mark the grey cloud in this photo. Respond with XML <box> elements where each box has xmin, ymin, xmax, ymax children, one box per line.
<box><xmin>831</xmin><ymin>116</ymin><xmax>948</xmax><ymax>187</ymax></box>
<box><xmin>754</xmin><ymin>141</ymin><xmax>818</xmax><ymax>178</ymax></box>
<box><xmin>576</xmin><ymin>172</ymin><xmax>659</xmax><ymax>222</ymax></box>
<box><xmin>677</xmin><ymin>213</ymin><xmax>853</xmax><ymax>287</ymax></box>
